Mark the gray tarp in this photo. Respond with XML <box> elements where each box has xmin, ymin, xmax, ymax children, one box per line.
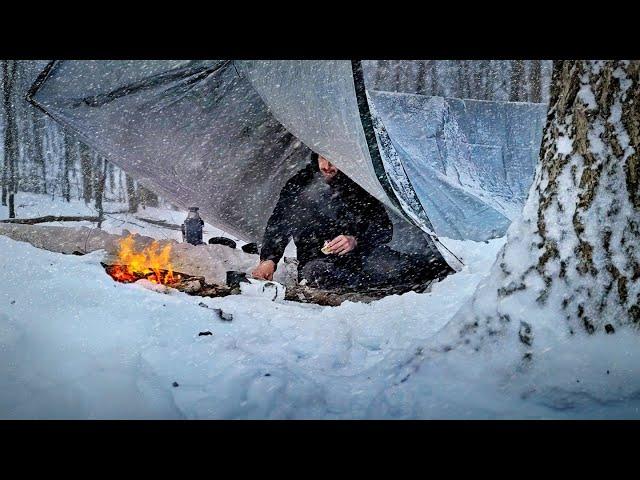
<box><xmin>369</xmin><ymin>91</ymin><xmax>547</xmax><ymax>240</ymax></box>
<box><xmin>28</xmin><ymin>60</ymin><xmax>548</xmax><ymax>268</ymax></box>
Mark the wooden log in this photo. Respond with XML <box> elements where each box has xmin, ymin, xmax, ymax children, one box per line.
<box><xmin>0</xmin><ymin>210</ymin><xmax>130</xmax><ymax>225</ymax></box>
<box><xmin>0</xmin><ymin>215</ymin><xmax>100</xmax><ymax>224</ymax></box>
<box><xmin>134</xmin><ymin>216</ymin><xmax>183</xmax><ymax>231</ymax></box>
<box><xmin>285</xmin><ymin>285</ymin><xmax>382</xmax><ymax>306</ymax></box>
<box><xmin>284</xmin><ymin>280</ymin><xmax>435</xmax><ymax>307</ymax></box>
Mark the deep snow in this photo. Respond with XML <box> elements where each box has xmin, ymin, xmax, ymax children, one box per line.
<box><xmin>1</xmin><ymin>194</ymin><xmax>640</xmax><ymax>419</ymax></box>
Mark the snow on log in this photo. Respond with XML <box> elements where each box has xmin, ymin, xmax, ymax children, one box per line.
<box><xmin>0</xmin><ymin>223</ymin><xmax>297</xmax><ymax>287</ymax></box>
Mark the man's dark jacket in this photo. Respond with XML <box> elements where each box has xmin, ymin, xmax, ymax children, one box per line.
<box><xmin>259</xmin><ymin>162</ymin><xmax>393</xmax><ymax>274</ymax></box>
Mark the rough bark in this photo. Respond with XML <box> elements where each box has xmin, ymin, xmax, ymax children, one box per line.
<box><xmin>484</xmin><ymin>61</ymin><xmax>497</xmax><ymax>99</ymax></box>
<box><xmin>456</xmin><ymin>61</ymin><xmax>470</xmax><ymax>98</ymax></box>
<box><xmin>95</xmin><ymin>158</ymin><xmax>107</xmax><ymax>228</ymax></box>
<box><xmin>393</xmin><ymin>62</ymin><xmax>402</xmax><ymax>92</ymax></box>
<box><xmin>2</xmin><ymin>60</ymin><xmax>18</xmax><ymax>217</ymax></box>
<box><xmin>61</xmin><ymin>132</ymin><xmax>73</xmax><ymax>202</ymax></box>
<box><xmin>449</xmin><ymin>61</ymin><xmax>640</xmax><ymax>358</ymax></box>
<box><xmin>529</xmin><ymin>60</ymin><xmax>543</xmax><ymax>103</ymax></box>
<box><xmin>429</xmin><ymin>60</ymin><xmax>438</xmax><ymax>96</ymax></box>
<box><xmin>416</xmin><ymin>61</ymin><xmax>427</xmax><ymax>95</ymax></box>
<box><xmin>137</xmin><ymin>184</ymin><xmax>158</xmax><ymax>208</ymax></box>
<box><xmin>1</xmin><ymin>61</ymin><xmax>8</xmax><ymax>207</ymax></box>
<box><xmin>79</xmin><ymin>141</ymin><xmax>93</xmax><ymax>203</ymax></box>
<box><xmin>126</xmin><ymin>173</ymin><xmax>138</xmax><ymax>213</ymax></box>
<box><xmin>27</xmin><ymin>105</ymin><xmax>46</xmax><ymax>193</ymax></box>
<box><xmin>509</xmin><ymin>60</ymin><xmax>525</xmax><ymax>102</ymax></box>
<box><xmin>374</xmin><ymin>60</ymin><xmax>386</xmax><ymax>89</ymax></box>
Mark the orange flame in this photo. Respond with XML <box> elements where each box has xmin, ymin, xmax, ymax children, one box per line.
<box><xmin>110</xmin><ymin>235</ymin><xmax>175</xmax><ymax>284</ymax></box>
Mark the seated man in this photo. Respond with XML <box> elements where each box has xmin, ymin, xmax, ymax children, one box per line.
<box><xmin>252</xmin><ymin>153</ymin><xmax>452</xmax><ymax>290</ymax></box>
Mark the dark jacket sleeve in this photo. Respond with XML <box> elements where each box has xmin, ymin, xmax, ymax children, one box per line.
<box><xmin>355</xmin><ymin>194</ymin><xmax>393</xmax><ymax>254</ymax></box>
<box><xmin>259</xmin><ymin>173</ymin><xmax>305</xmax><ymax>266</ymax></box>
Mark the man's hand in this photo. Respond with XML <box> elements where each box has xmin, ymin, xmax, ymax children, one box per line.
<box><xmin>326</xmin><ymin>235</ymin><xmax>357</xmax><ymax>255</ymax></box>
<box><xmin>252</xmin><ymin>260</ymin><xmax>276</xmax><ymax>281</ymax></box>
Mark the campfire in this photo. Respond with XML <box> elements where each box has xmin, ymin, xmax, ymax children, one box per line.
<box><xmin>105</xmin><ymin>235</ymin><xmax>180</xmax><ymax>285</ymax></box>
<box><xmin>103</xmin><ymin>234</ymin><xmax>234</xmax><ymax>298</ymax></box>
<box><xmin>102</xmin><ymin>234</ymin><xmax>394</xmax><ymax>306</ymax></box>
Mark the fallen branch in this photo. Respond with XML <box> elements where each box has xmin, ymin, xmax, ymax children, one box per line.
<box><xmin>285</xmin><ymin>281</ymin><xmax>435</xmax><ymax>307</ymax></box>
<box><xmin>135</xmin><ymin>216</ymin><xmax>182</xmax><ymax>231</ymax></box>
<box><xmin>0</xmin><ymin>215</ymin><xmax>100</xmax><ymax>224</ymax></box>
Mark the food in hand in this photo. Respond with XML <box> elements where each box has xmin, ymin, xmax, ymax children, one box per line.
<box><xmin>321</xmin><ymin>242</ymin><xmax>332</xmax><ymax>255</ymax></box>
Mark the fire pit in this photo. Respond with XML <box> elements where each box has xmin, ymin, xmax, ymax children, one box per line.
<box><xmin>102</xmin><ymin>235</ymin><xmax>234</xmax><ymax>298</ymax></box>
<box><xmin>102</xmin><ymin>262</ymin><xmax>186</xmax><ymax>284</ymax></box>
<box><xmin>101</xmin><ymin>234</ymin><xmax>411</xmax><ymax>306</ymax></box>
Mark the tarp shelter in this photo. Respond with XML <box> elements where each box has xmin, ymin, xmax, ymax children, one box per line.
<box><xmin>27</xmin><ymin>60</ymin><xmax>547</xmax><ymax>270</ymax></box>
<box><xmin>369</xmin><ymin>91</ymin><xmax>547</xmax><ymax>240</ymax></box>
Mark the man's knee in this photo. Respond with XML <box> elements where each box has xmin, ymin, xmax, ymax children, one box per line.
<box><xmin>300</xmin><ymin>259</ymin><xmax>357</xmax><ymax>289</ymax></box>
<box><xmin>301</xmin><ymin>259</ymin><xmax>330</xmax><ymax>279</ymax></box>
<box><xmin>362</xmin><ymin>246</ymin><xmax>453</xmax><ymax>286</ymax></box>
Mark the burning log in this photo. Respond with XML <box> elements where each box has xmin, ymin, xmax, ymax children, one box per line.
<box><xmin>101</xmin><ymin>234</ymin><xmax>236</xmax><ymax>297</ymax></box>
<box><xmin>102</xmin><ymin>262</ymin><xmax>235</xmax><ymax>297</ymax></box>
<box><xmin>0</xmin><ymin>223</ymin><xmax>297</xmax><ymax>286</ymax></box>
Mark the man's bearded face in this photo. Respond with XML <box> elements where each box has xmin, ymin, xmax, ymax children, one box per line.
<box><xmin>318</xmin><ymin>155</ymin><xmax>339</xmax><ymax>182</ymax></box>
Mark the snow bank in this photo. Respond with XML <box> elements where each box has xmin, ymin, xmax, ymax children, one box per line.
<box><xmin>1</xmin><ymin>233</ymin><xmax>507</xmax><ymax>419</ymax></box>
<box><xmin>3</xmin><ymin>194</ymin><xmax>640</xmax><ymax>418</ymax></box>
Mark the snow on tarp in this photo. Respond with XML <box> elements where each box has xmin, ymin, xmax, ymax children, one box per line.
<box><xmin>27</xmin><ymin>61</ymin><xmax>547</xmax><ymax>257</ymax></box>
<box><xmin>28</xmin><ymin>60</ymin><xmax>442</xmax><ymax>260</ymax></box>
<box><xmin>27</xmin><ymin>60</ymin><xmax>311</xmax><ymax>243</ymax></box>
<box><xmin>368</xmin><ymin>91</ymin><xmax>547</xmax><ymax>241</ymax></box>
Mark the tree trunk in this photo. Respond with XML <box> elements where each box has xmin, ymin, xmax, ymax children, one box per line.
<box><xmin>430</xmin><ymin>60</ymin><xmax>438</xmax><ymax>96</ymax></box>
<box><xmin>509</xmin><ymin>60</ymin><xmax>525</xmax><ymax>102</ymax></box>
<box><xmin>529</xmin><ymin>60</ymin><xmax>543</xmax><ymax>102</ymax></box>
<box><xmin>138</xmin><ymin>184</ymin><xmax>158</xmax><ymax>209</ymax></box>
<box><xmin>456</xmin><ymin>61</ymin><xmax>468</xmax><ymax>98</ymax></box>
<box><xmin>95</xmin><ymin>158</ymin><xmax>108</xmax><ymax>228</ymax></box>
<box><xmin>448</xmin><ymin>61</ymin><xmax>640</xmax><ymax>359</ymax></box>
<box><xmin>126</xmin><ymin>173</ymin><xmax>138</xmax><ymax>213</ymax></box>
<box><xmin>2</xmin><ymin>60</ymin><xmax>18</xmax><ymax>218</ymax></box>
<box><xmin>62</xmin><ymin>132</ymin><xmax>73</xmax><ymax>202</ymax></box>
<box><xmin>1</xmin><ymin>61</ymin><xmax>8</xmax><ymax>207</ymax></box>
<box><xmin>32</xmin><ymin>101</ymin><xmax>46</xmax><ymax>194</ymax></box>
<box><xmin>79</xmin><ymin>141</ymin><xmax>93</xmax><ymax>203</ymax></box>
<box><xmin>372</xmin><ymin>60</ymin><xmax>387</xmax><ymax>91</ymax></box>
<box><xmin>393</xmin><ymin>61</ymin><xmax>402</xmax><ymax>92</ymax></box>
<box><xmin>472</xmin><ymin>61</ymin><xmax>485</xmax><ymax>99</ymax></box>
<box><xmin>416</xmin><ymin>61</ymin><xmax>427</xmax><ymax>95</ymax></box>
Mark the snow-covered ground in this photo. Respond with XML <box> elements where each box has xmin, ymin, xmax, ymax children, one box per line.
<box><xmin>1</xmin><ymin>193</ymin><xmax>639</xmax><ymax>418</ymax></box>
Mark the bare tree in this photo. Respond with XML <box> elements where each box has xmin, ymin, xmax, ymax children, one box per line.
<box><xmin>509</xmin><ymin>60</ymin><xmax>525</xmax><ymax>102</ymax></box>
<box><xmin>126</xmin><ymin>173</ymin><xmax>138</xmax><ymax>213</ymax></box>
<box><xmin>416</xmin><ymin>61</ymin><xmax>427</xmax><ymax>95</ymax></box>
<box><xmin>529</xmin><ymin>60</ymin><xmax>543</xmax><ymax>102</ymax></box>
<box><xmin>2</xmin><ymin>60</ymin><xmax>19</xmax><ymax>217</ymax></box>
<box><xmin>456</xmin><ymin>61</ymin><xmax>470</xmax><ymax>98</ymax></box>
<box><xmin>94</xmin><ymin>156</ymin><xmax>108</xmax><ymax>228</ymax></box>
<box><xmin>373</xmin><ymin>60</ymin><xmax>387</xmax><ymax>89</ymax></box>
<box><xmin>79</xmin><ymin>141</ymin><xmax>93</xmax><ymax>203</ymax></box>
<box><xmin>29</xmin><ymin>104</ymin><xmax>46</xmax><ymax>193</ymax></box>
<box><xmin>138</xmin><ymin>184</ymin><xmax>159</xmax><ymax>209</ymax></box>
<box><xmin>61</xmin><ymin>132</ymin><xmax>75</xmax><ymax>202</ymax></box>
<box><xmin>429</xmin><ymin>60</ymin><xmax>438</xmax><ymax>96</ymax></box>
